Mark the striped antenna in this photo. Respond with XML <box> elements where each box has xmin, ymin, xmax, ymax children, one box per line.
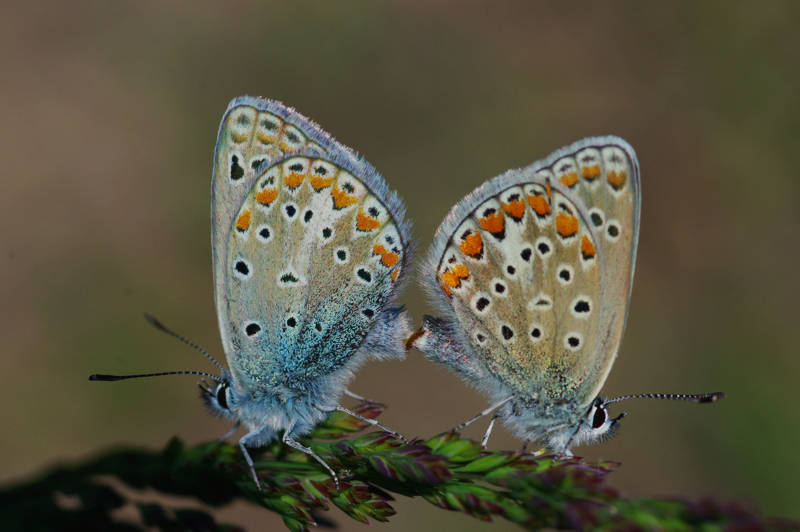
<box><xmin>144</xmin><ymin>313</ymin><xmax>225</xmax><ymax>372</ymax></box>
<box><xmin>603</xmin><ymin>392</ymin><xmax>725</xmax><ymax>406</ymax></box>
<box><xmin>88</xmin><ymin>314</ymin><xmax>225</xmax><ymax>384</ymax></box>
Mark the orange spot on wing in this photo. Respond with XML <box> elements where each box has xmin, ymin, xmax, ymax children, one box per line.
<box><xmin>331</xmin><ymin>185</ymin><xmax>359</xmax><ymax>209</ymax></box>
<box><xmin>502</xmin><ymin>199</ymin><xmax>526</xmax><ymax>220</ymax></box>
<box><xmin>383</xmin><ymin>252</ymin><xmax>399</xmax><ymax>267</ymax></box>
<box><xmin>279</xmin><ymin>141</ymin><xmax>299</xmax><ymax>153</ymax></box>
<box><xmin>478</xmin><ymin>211</ymin><xmax>505</xmax><ymax>234</ymax></box>
<box><xmin>581</xmin><ymin>164</ymin><xmax>601</xmax><ymax>180</ymax></box>
<box><xmin>256</xmin><ymin>188</ymin><xmax>278</xmax><ymax>206</ymax></box>
<box><xmin>357</xmin><ymin>209</ymin><xmax>381</xmax><ymax>231</ymax></box>
<box><xmin>527</xmin><ymin>194</ymin><xmax>551</xmax><ymax>216</ymax></box>
<box><xmin>310</xmin><ymin>175</ymin><xmax>335</xmax><ymax>190</ymax></box>
<box><xmin>257</xmin><ymin>132</ymin><xmax>276</xmax><ymax>144</ymax></box>
<box><xmin>285</xmin><ymin>172</ymin><xmax>304</xmax><ymax>189</ymax></box>
<box><xmin>441</xmin><ymin>271</ymin><xmax>460</xmax><ymax>288</ymax></box>
<box><xmin>451</xmin><ymin>264</ymin><xmax>469</xmax><ymax>279</ymax></box>
<box><xmin>440</xmin><ymin>263</ymin><xmax>470</xmax><ymax>291</ymax></box>
<box><xmin>373</xmin><ymin>244</ymin><xmax>400</xmax><ymax>267</ymax></box>
<box><xmin>556</xmin><ymin>212</ymin><xmax>579</xmax><ymax>237</ymax></box>
<box><xmin>230</xmin><ymin>132</ymin><xmax>248</xmax><ymax>143</ymax></box>
<box><xmin>440</xmin><ymin>279</ymin><xmax>452</xmax><ymax>297</ymax></box>
<box><xmin>607</xmin><ymin>170</ymin><xmax>627</xmax><ymax>190</ymax></box>
<box><xmin>546</xmin><ymin>182</ymin><xmax>552</xmax><ymax>200</ymax></box>
<box><xmin>559</xmin><ymin>172</ymin><xmax>578</xmax><ymax>188</ymax></box>
<box><xmin>391</xmin><ymin>268</ymin><xmax>400</xmax><ymax>281</ymax></box>
<box><xmin>459</xmin><ymin>231</ymin><xmax>483</xmax><ymax>257</ymax></box>
<box><xmin>581</xmin><ymin>235</ymin><xmax>596</xmax><ymax>259</ymax></box>
<box><xmin>236</xmin><ymin>210</ymin><xmax>251</xmax><ymax>231</ymax></box>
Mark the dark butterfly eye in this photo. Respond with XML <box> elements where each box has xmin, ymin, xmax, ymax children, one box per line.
<box><xmin>216</xmin><ymin>384</ymin><xmax>229</xmax><ymax>410</ymax></box>
<box><xmin>592</xmin><ymin>406</ymin><xmax>606</xmax><ymax>429</ymax></box>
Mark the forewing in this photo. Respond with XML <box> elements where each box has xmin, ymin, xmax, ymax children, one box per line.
<box><xmin>422</xmin><ymin>137</ymin><xmax>639</xmax><ymax>407</ymax></box>
<box><xmin>548</xmin><ymin>140</ymin><xmax>640</xmax><ymax>403</ymax></box>
<box><xmin>211</xmin><ymin>96</ymin><xmax>358</xmax><ymax>360</ymax></box>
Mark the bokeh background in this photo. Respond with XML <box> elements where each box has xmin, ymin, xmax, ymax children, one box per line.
<box><xmin>2</xmin><ymin>1</ymin><xmax>798</xmax><ymax>529</ymax></box>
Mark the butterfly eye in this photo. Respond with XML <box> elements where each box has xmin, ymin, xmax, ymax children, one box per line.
<box><xmin>591</xmin><ymin>406</ymin><xmax>607</xmax><ymax>429</ymax></box>
<box><xmin>215</xmin><ymin>383</ymin><xmax>229</xmax><ymax>410</ymax></box>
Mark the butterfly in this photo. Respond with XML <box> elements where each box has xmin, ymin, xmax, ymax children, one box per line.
<box><xmin>410</xmin><ymin>136</ymin><xmax>723</xmax><ymax>452</ymax></box>
<box><xmin>91</xmin><ymin>96</ymin><xmax>412</xmax><ymax>488</ymax></box>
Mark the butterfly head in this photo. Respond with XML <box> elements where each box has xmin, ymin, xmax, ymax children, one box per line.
<box><xmin>560</xmin><ymin>397</ymin><xmax>626</xmax><ymax>449</ymax></box>
<box><xmin>198</xmin><ymin>375</ymin><xmax>239</xmax><ymax>420</ymax></box>
<box><xmin>544</xmin><ymin>392</ymin><xmax>726</xmax><ymax>453</ymax></box>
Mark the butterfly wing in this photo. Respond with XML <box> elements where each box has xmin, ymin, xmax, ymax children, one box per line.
<box><xmin>421</xmin><ymin>137</ymin><xmax>639</xmax><ymax>408</ymax></box>
<box><xmin>212</xmin><ymin>97</ymin><xmax>410</xmax><ymax>393</ymax></box>
<box><xmin>548</xmin><ymin>139</ymin><xmax>640</xmax><ymax>404</ymax></box>
<box><xmin>212</xmin><ymin>97</ymin><xmax>360</xmax><ymax>362</ymax></box>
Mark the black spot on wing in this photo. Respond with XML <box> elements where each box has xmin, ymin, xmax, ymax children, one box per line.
<box><xmin>230</xmin><ymin>155</ymin><xmax>244</xmax><ymax>181</ymax></box>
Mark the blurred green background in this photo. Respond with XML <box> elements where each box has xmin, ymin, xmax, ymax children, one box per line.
<box><xmin>2</xmin><ymin>1</ymin><xmax>798</xmax><ymax>529</ymax></box>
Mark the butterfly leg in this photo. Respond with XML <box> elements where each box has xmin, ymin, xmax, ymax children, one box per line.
<box><xmin>282</xmin><ymin>431</ymin><xmax>340</xmax><ymax>490</ymax></box>
<box><xmin>238</xmin><ymin>430</ymin><xmax>264</xmax><ymax>490</ymax></box>
<box><xmin>480</xmin><ymin>413</ymin><xmax>500</xmax><ymax>449</ymax></box>
<box><xmin>335</xmin><ymin>405</ymin><xmax>407</xmax><ymax>443</ymax></box>
<box><xmin>559</xmin><ymin>420</ymin><xmax>584</xmax><ymax>456</ymax></box>
<box><xmin>218</xmin><ymin>421</ymin><xmax>240</xmax><ymax>443</ymax></box>
<box><xmin>343</xmin><ymin>389</ymin><xmax>383</xmax><ymax>406</ymax></box>
<box><xmin>439</xmin><ymin>395</ymin><xmax>514</xmax><ymax>436</ymax></box>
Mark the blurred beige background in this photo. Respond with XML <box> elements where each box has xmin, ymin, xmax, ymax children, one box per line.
<box><xmin>2</xmin><ymin>1</ymin><xmax>798</xmax><ymax>529</ymax></box>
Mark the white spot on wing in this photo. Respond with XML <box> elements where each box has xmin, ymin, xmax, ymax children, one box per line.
<box><xmin>334</xmin><ymin>246</ymin><xmax>349</xmax><ymax>264</ymax></box>
<box><xmin>470</xmin><ymin>292</ymin><xmax>492</xmax><ymax>314</ymax></box>
<box><xmin>528</xmin><ymin>292</ymin><xmax>552</xmax><ymax>311</ymax></box>
<box><xmin>570</xmin><ymin>296</ymin><xmax>592</xmax><ymax>319</ymax></box>
<box><xmin>283</xmin><ymin>201</ymin><xmax>299</xmax><ymax>222</ymax></box>
<box><xmin>564</xmin><ymin>332</ymin><xmax>583</xmax><ymax>352</ymax></box>
<box><xmin>529</xmin><ymin>324</ymin><xmax>544</xmax><ymax>343</ymax></box>
<box><xmin>535</xmin><ymin>236</ymin><xmax>553</xmax><ymax>259</ymax></box>
<box><xmin>557</xmin><ymin>264</ymin><xmax>574</xmax><ymax>286</ymax></box>
<box><xmin>232</xmin><ymin>257</ymin><xmax>252</xmax><ymax>280</ymax></box>
<box><xmin>281</xmin><ymin>125</ymin><xmax>306</xmax><ymax>153</ymax></box>
<box><xmin>277</xmin><ymin>269</ymin><xmax>306</xmax><ymax>287</ymax></box>
<box><xmin>490</xmin><ymin>278</ymin><xmax>509</xmax><ymax>298</ymax></box>
<box><xmin>256</xmin><ymin>224</ymin><xmax>273</xmax><ymax>243</ymax></box>
<box><xmin>588</xmin><ymin>207</ymin><xmax>605</xmax><ymax>229</ymax></box>
<box><xmin>605</xmin><ymin>219</ymin><xmax>622</xmax><ymax>242</ymax></box>
<box><xmin>498</xmin><ymin>322</ymin><xmax>515</xmax><ymax>344</ymax></box>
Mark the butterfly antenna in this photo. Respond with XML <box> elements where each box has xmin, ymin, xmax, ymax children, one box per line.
<box><xmin>144</xmin><ymin>312</ymin><xmax>225</xmax><ymax>372</ymax></box>
<box><xmin>89</xmin><ymin>370</ymin><xmax>224</xmax><ymax>383</ymax></box>
<box><xmin>603</xmin><ymin>392</ymin><xmax>726</xmax><ymax>406</ymax></box>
